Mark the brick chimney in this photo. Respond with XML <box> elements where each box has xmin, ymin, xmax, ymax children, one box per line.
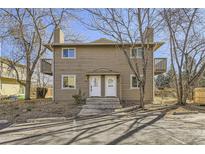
<box><xmin>144</xmin><ymin>27</ymin><xmax>154</xmax><ymax>43</ymax></box>
<box><xmin>54</xmin><ymin>27</ymin><xmax>64</xmax><ymax>43</ymax></box>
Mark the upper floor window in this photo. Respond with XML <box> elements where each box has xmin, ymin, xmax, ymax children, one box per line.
<box><xmin>131</xmin><ymin>47</ymin><xmax>144</xmax><ymax>58</ymax></box>
<box><xmin>62</xmin><ymin>48</ymin><xmax>76</xmax><ymax>59</ymax></box>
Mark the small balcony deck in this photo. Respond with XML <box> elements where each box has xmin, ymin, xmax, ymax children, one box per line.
<box><xmin>40</xmin><ymin>59</ymin><xmax>52</xmax><ymax>76</ymax></box>
<box><xmin>154</xmin><ymin>58</ymin><xmax>167</xmax><ymax>75</ymax></box>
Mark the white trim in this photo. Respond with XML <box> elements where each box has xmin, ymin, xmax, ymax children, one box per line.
<box><xmin>105</xmin><ymin>75</ymin><xmax>117</xmax><ymax>97</ymax></box>
<box><xmin>89</xmin><ymin>76</ymin><xmax>101</xmax><ymax>97</ymax></box>
<box><xmin>130</xmin><ymin>74</ymin><xmax>140</xmax><ymax>89</ymax></box>
<box><xmin>61</xmin><ymin>74</ymin><xmax>76</xmax><ymax>90</ymax></box>
<box><xmin>61</xmin><ymin>48</ymin><xmax>76</xmax><ymax>59</ymax></box>
<box><xmin>130</xmin><ymin>47</ymin><xmax>143</xmax><ymax>59</ymax></box>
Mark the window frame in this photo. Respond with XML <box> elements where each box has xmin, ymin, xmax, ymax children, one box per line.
<box><xmin>130</xmin><ymin>47</ymin><xmax>144</xmax><ymax>59</ymax></box>
<box><xmin>61</xmin><ymin>48</ymin><xmax>76</xmax><ymax>59</ymax></box>
<box><xmin>61</xmin><ymin>74</ymin><xmax>76</xmax><ymax>90</ymax></box>
<box><xmin>130</xmin><ymin>74</ymin><xmax>140</xmax><ymax>89</ymax></box>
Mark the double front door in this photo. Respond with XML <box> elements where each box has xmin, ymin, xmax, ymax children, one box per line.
<box><xmin>89</xmin><ymin>76</ymin><xmax>117</xmax><ymax>97</ymax></box>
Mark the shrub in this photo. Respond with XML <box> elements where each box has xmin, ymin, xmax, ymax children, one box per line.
<box><xmin>36</xmin><ymin>87</ymin><xmax>48</xmax><ymax>99</ymax></box>
<box><xmin>72</xmin><ymin>89</ymin><xmax>86</xmax><ymax>104</ymax></box>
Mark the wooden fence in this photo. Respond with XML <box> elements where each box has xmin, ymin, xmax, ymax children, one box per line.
<box><xmin>193</xmin><ymin>88</ymin><xmax>205</xmax><ymax>104</ymax></box>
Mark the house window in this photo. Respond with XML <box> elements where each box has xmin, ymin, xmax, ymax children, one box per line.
<box><xmin>108</xmin><ymin>79</ymin><xmax>114</xmax><ymax>87</ymax></box>
<box><xmin>62</xmin><ymin>75</ymin><xmax>76</xmax><ymax>89</ymax></box>
<box><xmin>130</xmin><ymin>74</ymin><xmax>140</xmax><ymax>89</ymax></box>
<box><xmin>62</xmin><ymin>48</ymin><xmax>76</xmax><ymax>59</ymax></box>
<box><xmin>131</xmin><ymin>47</ymin><xmax>143</xmax><ymax>58</ymax></box>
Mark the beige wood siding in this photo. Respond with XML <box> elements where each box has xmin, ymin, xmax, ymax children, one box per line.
<box><xmin>53</xmin><ymin>45</ymin><xmax>154</xmax><ymax>102</ymax></box>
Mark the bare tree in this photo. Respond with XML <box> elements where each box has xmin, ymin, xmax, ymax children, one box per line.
<box><xmin>0</xmin><ymin>8</ymin><xmax>69</xmax><ymax>100</ymax></box>
<box><xmin>79</xmin><ymin>9</ymin><xmax>162</xmax><ymax>108</ymax></box>
<box><xmin>161</xmin><ymin>8</ymin><xmax>205</xmax><ymax>105</ymax></box>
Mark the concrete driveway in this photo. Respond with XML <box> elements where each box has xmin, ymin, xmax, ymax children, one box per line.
<box><xmin>0</xmin><ymin>105</ymin><xmax>205</xmax><ymax>145</ymax></box>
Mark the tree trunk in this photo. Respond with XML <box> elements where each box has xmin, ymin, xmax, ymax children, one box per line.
<box><xmin>177</xmin><ymin>78</ymin><xmax>187</xmax><ymax>105</ymax></box>
<box><xmin>139</xmin><ymin>84</ymin><xmax>145</xmax><ymax>109</ymax></box>
<box><xmin>182</xmin><ymin>82</ymin><xmax>190</xmax><ymax>104</ymax></box>
<box><xmin>25</xmin><ymin>75</ymin><xmax>31</xmax><ymax>100</ymax></box>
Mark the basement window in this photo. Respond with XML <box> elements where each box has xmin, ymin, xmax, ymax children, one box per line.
<box><xmin>62</xmin><ymin>48</ymin><xmax>76</xmax><ymax>59</ymax></box>
<box><xmin>62</xmin><ymin>75</ymin><xmax>76</xmax><ymax>89</ymax></box>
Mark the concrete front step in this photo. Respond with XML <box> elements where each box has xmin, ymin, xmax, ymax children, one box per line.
<box><xmin>86</xmin><ymin>101</ymin><xmax>121</xmax><ymax>105</ymax></box>
<box><xmin>83</xmin><ymin>104</ymin><xmax>122</xmax><ymax>109</ymax></box>
<box><xmin>86</xmin><ymin>97</ymin><xmax>120</xmax><ymax>102</ymax></box>
<box><xmin>78</xmin><ymin>97</ymin><xmax>122</xmax><ymax>116</ymax></box>
<box><xmin>78</xmin><ymin>109</ymin><xmax>114</xmax><ymax>116</ymax></box>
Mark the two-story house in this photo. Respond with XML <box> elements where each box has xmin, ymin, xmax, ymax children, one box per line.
<box><xmin>42</xmin><ymin>27</ymin><xmax>166</xmax><ymax>104</ymax></box>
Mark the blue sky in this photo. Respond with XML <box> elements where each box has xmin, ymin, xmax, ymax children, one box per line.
<box><xmin>0</xmin><ymin>9</ymin><xmax>170</xmax><ymax>67</ymax></box>
<box><xmin>70</xmin><ymin>14</ymin><xmax>169</xmax><ymax>58</ymax></box>
<box><xmin>69</xmin><ymin>10</ymin><xmax>170</xmax><ymax>60</ymax></box>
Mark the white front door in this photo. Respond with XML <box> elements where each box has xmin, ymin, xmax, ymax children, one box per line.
<box><xmin>105</xmin><ymin>76</ymin><xmax>117</xmax><ymax>97</ymax></box>
<box><xmin>89</xmin><ymin>76</ymin><xmax>101</xmax><ymax>97</ymax></box>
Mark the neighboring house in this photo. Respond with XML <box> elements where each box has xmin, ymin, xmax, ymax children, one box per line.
<box><xmin>0</xmin><ymin>57</ymin><xmax>53</xmax><ymax>98</ymax></box>
<box><xmin>0</xmin><ymin>57</ymin><xmax>26</xmax><ymax>97</ymax></box>
<box><xmin>42</xmin><ymin>27</ymin><xmax>166</xmax><ymax>104</ymax></box>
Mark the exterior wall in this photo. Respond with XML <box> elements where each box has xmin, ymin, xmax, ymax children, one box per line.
<box><xmin>0</xmin><ymin>61</ymin><xmax>26</xmax><ymax>81</ymax></box>
<box><xmin>53</xmin><ymin>45</ymin><xmax>154</xmax><ymax>103</ymax></box>
<box><xmin>0</xmin><ymin>78</ymin><xmax>24</xmax><ymax>96</ymax></box>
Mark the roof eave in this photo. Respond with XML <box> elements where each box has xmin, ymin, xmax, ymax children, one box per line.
<box><xmin>44</xmin><ymin>41</ymin><xmax>165</xmax><ymax>52</ymax></box>
<box><xmin>44</xmin><ymin>44</ymin><xmax>54</xmax><ymax>52</ymax></box>
<box><xmin>153</xmin><ymin>42</ymin><xmax>164</xmax><ymax>51</ymax></box>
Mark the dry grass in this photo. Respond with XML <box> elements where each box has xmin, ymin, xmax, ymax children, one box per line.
<box><xmin>154</xmin><ymin>96</ymin><xmax>177</xmax><ymax>105</ymax></box>
<box><xmin>0</xmin><ymin>99</ymin><xmax>82</xmax><ymax>123</ymax></box>
<box><xmin>154</xmin><ymin>88</ymin><xmax>178</xmax><ymax>105</ymax></box>
<box><xmin>166</xmin><ymin>106</ymin><xmax>197</xmax><ymax>115</ymax></box>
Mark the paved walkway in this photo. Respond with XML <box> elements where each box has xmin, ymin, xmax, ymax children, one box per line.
<box><xmin>0</xmin><ymin>120</ymin><xmax>10</xmax><ymax>130</ymax></box>
<box><xmin>0</xmin><ymin>105</ymin><xmax>205</xmax><ymax>144</ymax></box>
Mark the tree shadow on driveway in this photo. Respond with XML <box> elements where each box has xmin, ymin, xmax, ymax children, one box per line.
<box><xmin>107</xmin><ymin>105</ymin><xmax>178</xmax><ymax>145</ymax></box>
<box><xmin>0</xmin><ymin>104</ymin><xmax>178</xmax><ymax>145</ymax></box>
<box><xmin>64</xmin><ymin>105</ymin><xmax>178</xmax><ymax>145</ymax></box>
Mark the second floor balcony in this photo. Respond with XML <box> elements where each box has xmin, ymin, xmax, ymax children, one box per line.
<box><xmin>40</xmin><ymin>59</ymin><xmax>53</xmax><ymax>76</ymax></box>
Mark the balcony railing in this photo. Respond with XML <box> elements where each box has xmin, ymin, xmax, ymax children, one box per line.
<box><xmin>40</xmin><ymin>59</ymin><xmax>52</xmax><ymax>76</ymax></box>
<box><xmin>154</xmin><ymin>58</ymin><xmax>167</xmax><ymax>75</ymax></box>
